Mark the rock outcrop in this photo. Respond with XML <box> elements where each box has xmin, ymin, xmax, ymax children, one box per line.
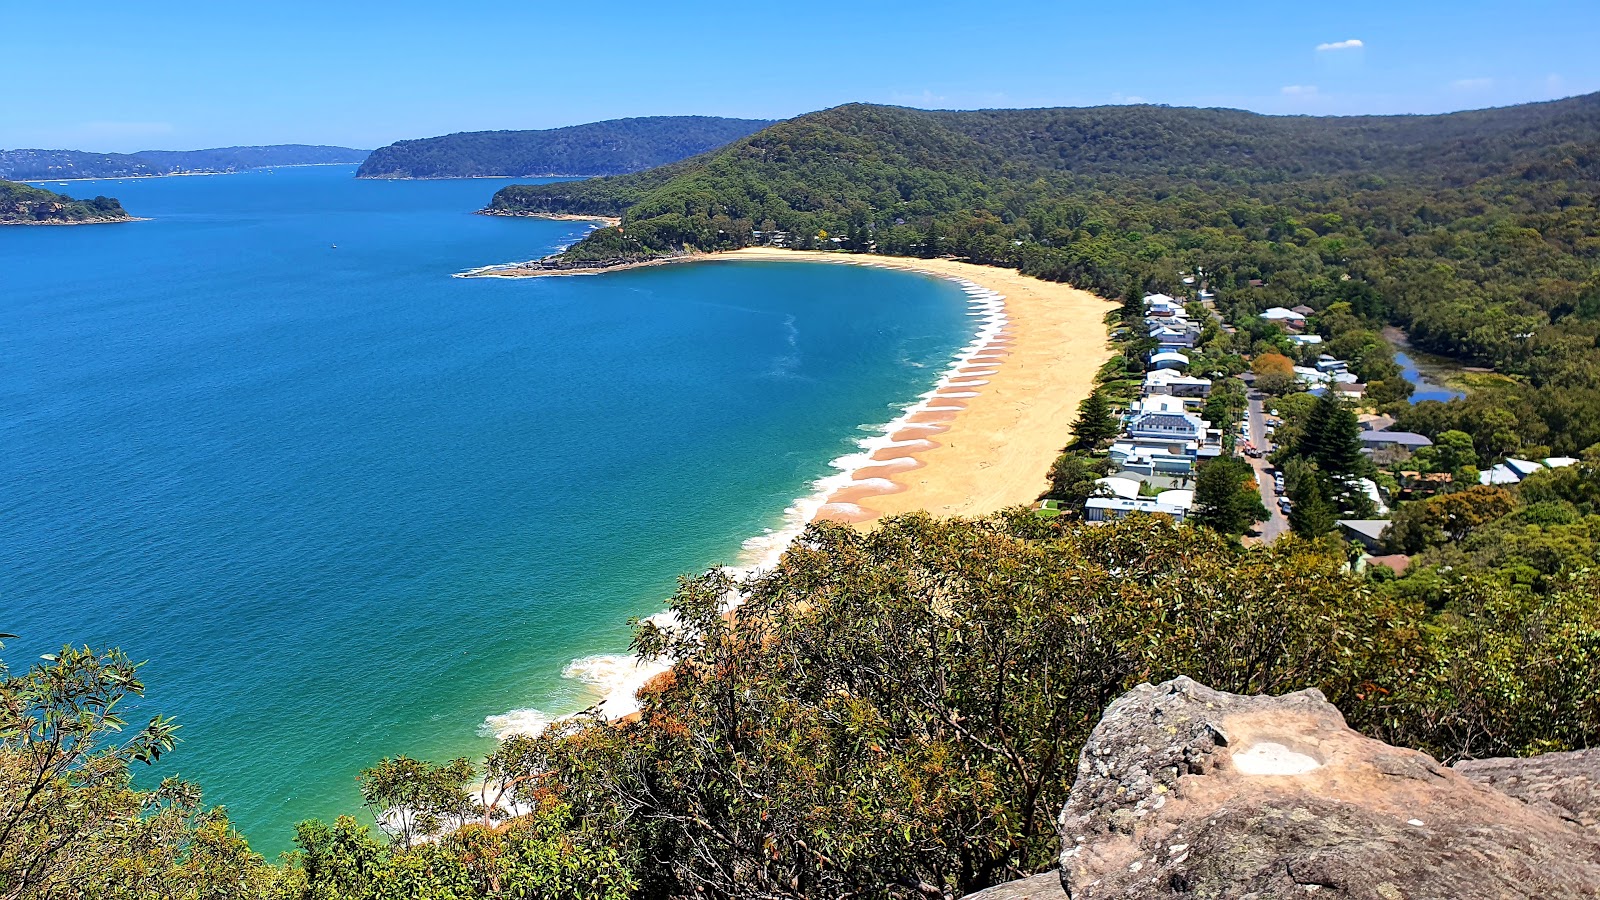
<box><xmin>1457</xmin><ymin>748</ymin><xmax>1600</xmax><ymax>836</ymax></box>
<box><xmin>1057</xmin><ymin>677</ymin><xmax>1600</xmax><ymax>899</ymax></box>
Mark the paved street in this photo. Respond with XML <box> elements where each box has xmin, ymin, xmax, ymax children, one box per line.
<box><xmin>1245</xmin><ymin>391</ymin><xmax>1289</xmax><ymax>544</ymax></box>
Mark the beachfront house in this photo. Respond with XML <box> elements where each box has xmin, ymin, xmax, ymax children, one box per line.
<box><xmin>1149</xmin><ymin>322</ymin><xmax>1200</xmax><ymax>349</ymax></box>
<box><xmin>1148</xmin><ymin>349</ymin><xmax>1189</xmax><ymax>371</ymax></box>
<box><xmin>1143</xmin><ymin>369</ymin><xmax>1212</xmax><ymax>399</ymax></box>
<box><xmin>1125</xmin><ymin>408</ymin><xmax>1208</xmax><ymax>443</ymax></box>
<box><xmin>1085</xmin><ymin>495</ymin><xmax>1188</xmax><ymax>523</ymax></box>
<box><xmin>1092</xmin><ymin>476</ymin><xmax>1143</xmax><ymax>500</ymax></box>
<box><xmin>1110</xmin><ymin>440</ymin><xmax>1200</xmax><ymax>477</ymax></box>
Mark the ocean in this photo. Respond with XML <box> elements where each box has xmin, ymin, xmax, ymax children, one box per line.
<box><xmin>0</xmin><ymin>165</ymin><xmax>975</xmax><ymax>854</ymax></box>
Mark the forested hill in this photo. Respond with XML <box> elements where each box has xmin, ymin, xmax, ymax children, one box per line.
<box><xmin>355</xmin><ymin>116</ymin><xmax>775</xmax><ymax>178</ymax></box>
<box><xmin>494</xmin><ymin>95</ymin><xmax>1600</xmax><ymax>454</ymax></box>
<box><xmin>0</xmin><ymin>145</ymin><xmax>368</xmax><ymax>180</ymax></box>
<box><xmin>0</xmin><ymin>179</ymin><xmax>131</xmax><ymax>224</ymax></box>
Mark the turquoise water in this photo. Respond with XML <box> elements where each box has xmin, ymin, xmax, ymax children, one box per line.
<box><xmin>0</xmin><ymin>166</ymin><xmax>973</xmax><ymax>855</ymax></box>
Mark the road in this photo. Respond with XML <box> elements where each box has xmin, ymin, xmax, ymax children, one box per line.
<box><xmin>1245</xmin><ymin>390</ymin><xmax>1289</xmax><ymax>544</ymax></box>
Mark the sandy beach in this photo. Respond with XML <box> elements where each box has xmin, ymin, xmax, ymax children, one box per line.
<box><xmin>715</xmin><ymin>250</ymin><xmax>1114</xmax><ymax>523</ymax></box>
<box><xmin>477</xmin><ymin>210</ymin><xmax>622</xmax><ymax>226</ymax></box>
<box><xmin>478</xmin><ymin>246</ymin><xmax>1115</xmax><ymax>524</ymax></box>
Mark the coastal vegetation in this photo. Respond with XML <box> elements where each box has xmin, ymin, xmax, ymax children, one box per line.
<box><xmin>11</xmin><ymin>94</ymin><xmax>1600</xmax><ymax>899</ymax></box>
<box><xmin>491</xmin><ymin>95</ymin><xmax>1600</xmax><ymax>456</ymax></box>
<box><xmin>357</xmin><ymin>117</ymin><xmax>774</xmax><ymax>179</ymax></box>
<box><xmin>0</xmin><ymin>146</ymin><xmax>368</xmax><ymax>181</ymax></box>
<box><xmin>0</xmin><ymin>179</ymin><xmax>131</xmax><ymax>224</ymax></box>
<box><xmin>6</xmin><ymin>510</ymin><xmax>1598</xmax><ymax>899</ymax></box>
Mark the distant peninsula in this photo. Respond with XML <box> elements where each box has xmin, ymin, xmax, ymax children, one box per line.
<box><xmin>0</xmin><ymin>179</ymin><xmax>134</xmax><ymax>224</ymax></box>
<box><xmin>355</xmin><ymin>116</ymin><xmax>773</xmax><ymax>179</ymax></box>
<box><xmin>0</xmin><ymin>145</ymin><xmax>369</xmax><ymax>181</ymax></box>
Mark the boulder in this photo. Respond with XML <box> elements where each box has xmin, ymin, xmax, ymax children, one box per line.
<box><xmin>1057</xmin><ymin>677</ymin><xmax>1600</xmax><ymax>899</ymax></box>
<box><xmin>1456</xmin><ymin>748</ymin><xmax>1600</xmax><ymax>836</ymax></box>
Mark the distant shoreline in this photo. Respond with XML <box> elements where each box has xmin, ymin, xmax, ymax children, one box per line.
<box><xmin>474</xmin><ymin>209</ymin><xmax>622</xmax><ymax>227</ymax></box>
<box><xmin>359</xmin><ymin>173</ymin><xmax>609</xmax><ymax>180</ymax></box>
<box><xmin>0</xmin><ymin>216</ymin><xmax>148</xmax><ymax>226</ymax></box>
<box><xmin>17</xmin><ymin>163</ymin><xmax>360</xmax><ymax>184</ymax></box>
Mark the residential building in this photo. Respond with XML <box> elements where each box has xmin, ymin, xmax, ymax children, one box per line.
<box><xmin>1143</xmin><ymin>369</ymin><xmax>1212</xmax><ymax>398</ymax></box>
<box><xmin>1358</xmin><ymin>431</ymin><xmax>1434</xmax><ymax>452</ymax></box>
<box><xmin>1148</xmin><ymin>349</ymin><xmax>1189</xmax><ymax>371</ymax></box>
<box><xmin>1259</xmin><ymin>307</ymin><xmax>1307</xmax><ymax>329</ymax></box>
<box><xmin>1085</xmin><ymin>496</ymin><xmax>1188</xmax><ymax>523</ymax></box>
<box><xmin>1338</xmin><ymin>519</ymin><xmax>1391</xmax><ymax>553</ymax></box>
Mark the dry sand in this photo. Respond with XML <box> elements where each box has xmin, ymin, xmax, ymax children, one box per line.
<box><xmin>716</xmin><ymin>249</ymin><xmax>1115</xmax><ymax>523</ymax></box>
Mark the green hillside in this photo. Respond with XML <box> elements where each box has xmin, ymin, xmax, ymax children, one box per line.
<box><xmin>493</xmin><ymin>96</ymin><xmax>1600</xmax><ymax>454</ymax></box>
<box><xmin>0</xmin><ymin>145</ymin><xmax>367</xmax><ymax>180</ymax></box>
<box><xmin>0</xmin><ymin>179</ymin><xmax>131</xmax><ymax>224</ymax></box>
<box><xmin>356</xmin><ymin>116</ymin><xmax>775</xmax><ymax>178</ymax></box>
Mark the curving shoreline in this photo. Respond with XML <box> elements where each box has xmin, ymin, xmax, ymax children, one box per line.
<box><xmin>477</xmin><ymin>248</ymin><xmax>1114</xmax><ymax>736</ymax></box>
<box><xmin>463</xmin><ymin>245</ymin><xmax>1114</xmax><ymax>525</ymax></box>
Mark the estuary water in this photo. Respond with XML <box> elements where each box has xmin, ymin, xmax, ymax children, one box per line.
<box><xmin>0</xmin><ymin>166</ymin><xmax>973</xmax><ymax>853</ymax></box>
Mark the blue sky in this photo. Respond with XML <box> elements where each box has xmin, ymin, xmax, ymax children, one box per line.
<box><xmin>5</xmin><ymin>0</ymin><xmax>1596</xmax><ymax>152</ymax></box>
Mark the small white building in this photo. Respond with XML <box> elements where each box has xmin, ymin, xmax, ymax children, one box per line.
<box><xmin>1085</xmin><ymin>496</ymin><xmax>1187</xmax><ymax>523</ymax></box>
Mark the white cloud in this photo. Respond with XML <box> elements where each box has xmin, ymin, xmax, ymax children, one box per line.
<box><xmin>1110</xmin><ymin>92</ymin><xmax>1148</xmax><ymax>105</ymax></box>
<box><xmin>1281</xmin><ymin>85</ymin><xmax>1319</xmax><ymax>95</ymax></box>
<box><xmin>1316</xmin><ymin>39</ymin><xmax>1364</xmax><ymax>52</ymax></box>
<box><xmin>1451</xmin><ymin>77</ymin><xmax>1493</xmax><ymax>91</ymax></box>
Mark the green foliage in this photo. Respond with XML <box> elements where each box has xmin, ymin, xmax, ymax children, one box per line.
<box><xmin>0</xmin><ymin>640</ymin><xmax>279</xmax><ymax>898</ymax></box>
<box><xmin>1192</xmin><ymin>457</ymin><xmax>1268</xmax><ymax>535</ymax></box>
<box><xmin>360</xmin><ymin>117</ymin><xmax>772</xmax><ymax>179</ymax></box>
<box><xmin>0</xmin><ymin>147</ymin><xmax>366</xmax><ymax>181</ymax></box>
<box><xmin>491</xmin><ymin>96</ymin><xmax>1600</xmax><ymax>453</ymax></box>
<box><xmin>356</xmin><ymin>755</ymin><xmax>476</xmax><ymax>850</ymax></box>
<box><xmin>1287</xmin><ymin>464</ymin><xmax>1339</xmax><ymax>538</ymax></box>
<box><xmin>0</xmin><ymin>179</ymin><xmax>130</xmax><ymax>223</ymax></box>
<box><xmin>1068</xmin><ymin>391</ymin><xmax>1118</xmax><ymax>450</ymax></box>
<box><xmin>485</xmin><ymin>515</ymin><xmax>1598</xmax><ymax>899</ymax></box>
<box><xmin>1042</xmin><ymin>450</ymin><xmax>1111</xmax><ymax>509</ymax></box>
<box><xmin>287</xmin><ymin>806</ymin><xmax>633</xmax><ymax>900</ymax></box>
<box><xmin>1384</xmin><ymin>485</ymin><xmax>1521</xmax><ymax>554</ymax></box>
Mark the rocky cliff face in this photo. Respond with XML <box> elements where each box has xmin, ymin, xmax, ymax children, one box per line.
<box><xmin>978</xmin><ymin>677</ymin><xmax>1600</xmax><ymax>900</ymax></box>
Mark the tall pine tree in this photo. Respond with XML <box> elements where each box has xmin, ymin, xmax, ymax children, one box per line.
<box><xmin>1070</xmin><ymin>391</ymin><xmax>1120</xmax><ymax>450</ymax></box>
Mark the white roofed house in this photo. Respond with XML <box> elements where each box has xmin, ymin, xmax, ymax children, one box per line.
<box><xmin>1259</xmin><ymin>307</ymin><xmax>1307</xmax><ymax>330</ymax></box>
<box><xmin>1148</xmin><ymin>321</ymin><xmax>1199</xmax><ymax>349</ymax></box>
<box><xmin>1143</xmin><ymin>369</ymin><xmax>1212</xmax><ymax>399</ymax></box>
<box><xmin>1126</xmin><ymin>408</ymin><xmax>1208</xmax><ymax>443</ymax></box>
<box><xmin>1479</xmin><ymin>456</ymin><xmax>1579</xmax><ymax>485</ymax></box>
<box><xmin>1084</xmin><ymin>495</ymin><xmax>1188</xmax><ymax>523</ymax></box>
<box><xmin>1148</xmin><ymin>349</ymin><xmax>1189</xmax><ymax>371</ymax></box>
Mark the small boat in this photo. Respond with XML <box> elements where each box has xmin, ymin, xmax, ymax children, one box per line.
<box><xmin>330</xmin><ymin>243</ymin><xmax>338</xmax><ymax>249</ymax></box>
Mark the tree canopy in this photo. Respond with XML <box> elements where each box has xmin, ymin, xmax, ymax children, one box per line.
<box><xmin>358</xmin><ymin>117</ymin><xmax>773</xmax><ymax>179</ymax></box>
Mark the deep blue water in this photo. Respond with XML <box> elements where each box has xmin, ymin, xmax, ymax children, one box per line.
<box><xmin>0</xmin><ymin>166</ymin><xmax>971</xmax><ymax>854</ymax></box>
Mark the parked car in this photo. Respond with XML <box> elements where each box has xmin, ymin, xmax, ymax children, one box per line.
<box><xmin>1279</xmin><ymin>497</ymin><xmax>1293</xmax><ymax>514</ymax></box>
